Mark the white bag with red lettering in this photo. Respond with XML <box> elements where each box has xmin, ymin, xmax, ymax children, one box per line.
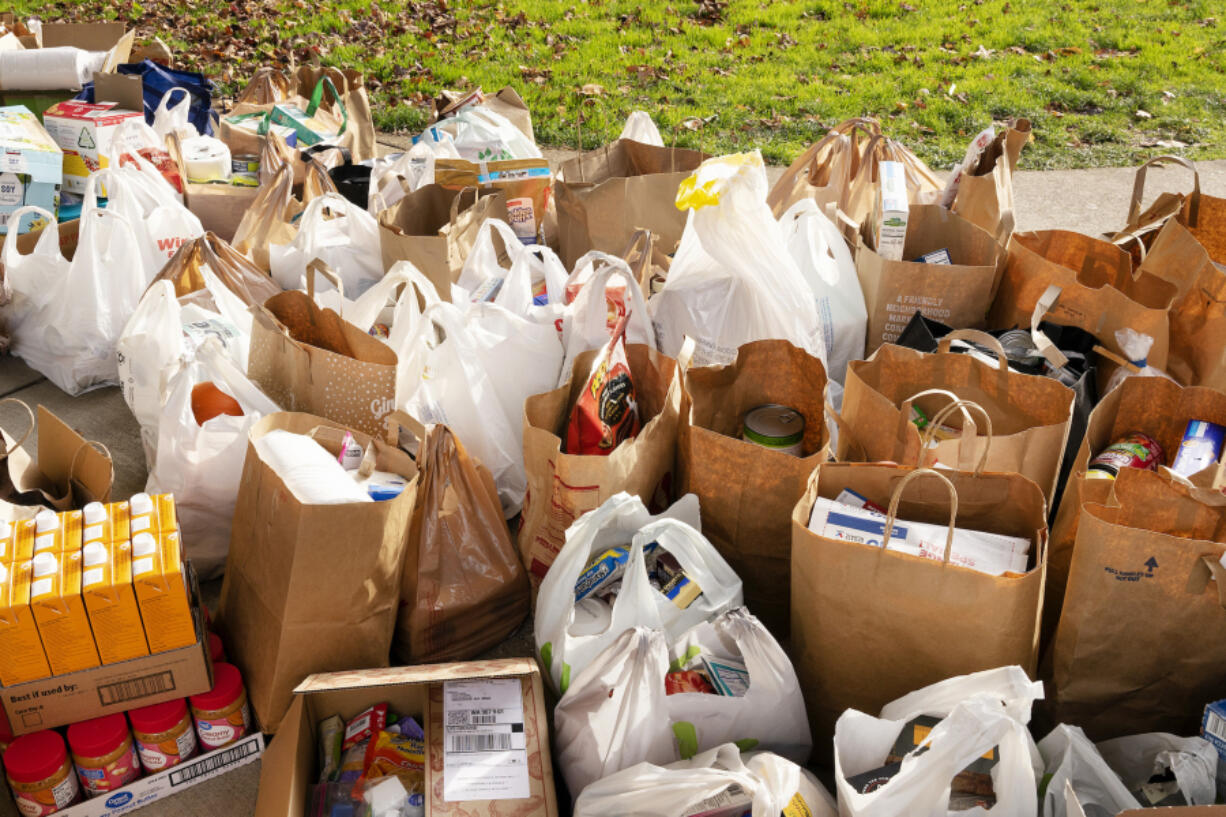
<box><xmin>557</xmin><ymin>251</ymin><xmax>656</xmax><ymax>387</ymax></box>
<box><xmin>83</xmin><ymin>166</ymin><xmax>202</xmax><ymax>282</ymax></box>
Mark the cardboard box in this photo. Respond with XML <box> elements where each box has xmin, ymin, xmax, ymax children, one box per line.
<box><xmin>0</xmin><ymin>21</ymin><xmax>135</xmax><ymax>120</ymax></box>
<box><xmin>1066</xmin><ymin>779</ymin><xmax>1226</xmax><ymax>817</ymax></box>
<box><xmin>255</xmin><ymin>658</ymin><xmax>558</xmax><ymax>817</ymax></box>
<box><xmin>42</xmin><ymin>100</ymin><xmax>144</xmax><ymax>194</ymax></box>
<box><xmin>167</xmin><ymin>131</ymin><xmax>258</xmax><ymax>241</ymax></box>
<box><xmin>0</xmin><ymin>564</ymin><xmax>212</xmax><ymax>736</ymax></box>
<box><xmin>0</xmin><ymin>105</ymin><xmax>61</xmax><ymax>235</ymax></box>
<box><xmin>4</xmin><ymin>733</ymin><xmax>265</xmax><ymax>817</ymax></box>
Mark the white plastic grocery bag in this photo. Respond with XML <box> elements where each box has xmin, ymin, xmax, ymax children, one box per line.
<box><xmin>367</xmin><ymin>138</ymin><xmax>460</xmax><ymax>214</ymax></box>
<box><xmin>1096</xmin><ymin>733</ymin><xmax>1218</xmax><ymax>807</ymax></box>
<box><xmin>1037</xmin><ymin>725</ymin><xmax>1140</xmax><ymax>817</ymax></box>
<box><xmin>534</xmin><ymin>492</ymin><xmax>741</xmax><ymax>694</ymax></box>
<box><xmin>148</xmin><ymin>338</ymin><xmax>279</xmax><ymax>579</ymax></box>
<box><xmin>573</xmin><ymin>743</ymin><xmax>836</xmax><ymax>817</ymax></box>
<box><xmin>555</xmin><ymin>609</ymin><xmax>811</xmax><ymax>797</ymax></box>
<box><xmin>649</xmin><ymin>151</ymin><xmax>828</xmax><ymax>367</ymax></box>
<box><xmin>557</xmin><ymin>251</ymin><xmax>656</xmax><ymax>387</ymax></box>
<box><xmin>780</xmin><ymin>198</ymin><xmax>865</xmax><ymax>384</ymax></box>
<box><xmin>151</xmin><ymin>87</ymin><xmax>197</xmax><ymax>141</ymax></box>
<box><xmin>83</xmin><ymin>166</ymin><xmax>204</xmax><ymax>284</ymax></box>
<box><xmin>835</xmin><ymin>666</ymin><xmax>1045</xmax><ymax>817</ymax></box>
<box><xmin>429</xmin><ymin>105</ymin><xmax>542</xmax><ymax>162</ymax></box>
<box><xmin>270</xmin><ymin>192</ymin><xmax>384</xmax><ymax>299</ymax></box>
<box><xmin>397</xmin><ymin>301</ymin><xmax>527</xmax><ymax>516</ymax></box>
<box><xmin>4</xmin><ymin>207</ymin><xmax>144</xmax><ymax>395</ymax></box>
<box><xmin>619</xmin><ymin>110</ymin><xmax>664</xmax><ymax>147</ymax></box>
<box><xmin>457</xmin><ymin>218</ymin><xmax>567</xmax><ymax>325</ymax></box>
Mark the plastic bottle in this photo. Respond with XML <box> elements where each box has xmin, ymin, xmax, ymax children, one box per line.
<box><xmin>6</xmin><ymin>730</ymin><xmax>82</xmax><ymax>815</ymax></box>
<box><xmin>190</xmin><ymin>662</ymin><xmax>251</xmax><ymax>751</ymax></box>
<box><xmin>66</xmin><ymin>714</ymin><xmax>141</xmax><ymax>797</ymax></box>
<box><xmin>129</xmin><ymin>698</ymin><xmax>199</xmax><ymax>772</ymax></box>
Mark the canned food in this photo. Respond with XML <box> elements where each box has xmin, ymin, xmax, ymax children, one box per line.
<box><xmin>230</xmin><ymin>172</ymin><xmax>259</xmax><ymax>187</ymax></box>
<box><xmin>1086</xmin><ymin>431</ymin><xmax>1164</xmax><ymax>480</ymax></box>
<box><xmin>741</xmin><ymin>404</ymin><xmax>804</xmax><ymax>456</ymax></box>
<box><xmin>231</xmin><ymin>154</ymin><xmax>259</xmax><ymax>175</ymax></box>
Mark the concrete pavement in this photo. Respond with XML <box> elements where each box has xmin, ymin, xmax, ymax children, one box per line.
<box><xmin>1</xmin><ymin>151</ymin><xmax>1224</xmax><ymax>817</ymax></box>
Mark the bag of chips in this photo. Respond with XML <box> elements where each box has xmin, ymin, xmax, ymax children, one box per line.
<box><xmin>565</xmin><ymin>313</ymin><xmax>640</xmax><ymax>455</ymax></box>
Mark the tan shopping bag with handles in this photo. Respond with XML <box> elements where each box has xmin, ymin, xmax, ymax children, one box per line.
<box><xmin>766</xmin><ymin>117</ymin><xmax>881</xmax><ymax>218</ymax></box>
<box><xmin>678</xmin><ymin>339</ymin><xmax>832</xmax><ymax>636</ymax></box>
<box><xmin>0</xmin><ymin>402</ymin><xmax>112</xmax><ymax>511</ymax></box>
<box><xmin>247</xmin><ymin>265</ymin><xmax>397</xmax><ymax>438</ymax></box>
<box><xmin>1048</xmin><ymin>467</ymin><xmax>1226</xmax><ymax>739</ymax></box>
<box><xmin>791</xmin><ymin>460</ymin><xmax>1047</xmax><ymax>757</ymax></box>
<box><xmin>856</xmin><ymin>204</ymin><xmax>1003</xmax><ymax>353</ymax></box>
<box><xmin>838</xmin><ymin>331</ymin><xmax>1074</xmax><ymax>505</ymax></box>
<box><xmin>1044</xmin><ymin>376</ymin><xmax>1226</xmax><ymax>644</ymax></box>
<box><xmin>148</xmin><ymin>231</ymin><xmax>282</xmax><ymax>312</ymax></box>
<box><xmin>218</xmin><ymin>411</ymin><xmax>418</xmax><ymax>732</ymax></box>
<box><xmin>555</xmin><ymin>139</ymin><xmax>706</xmax><ymax>268</ymax></box>
<box><xmin>841</xmin><ymin>133</ymin><xmax>943</xmax><ymax>236</ymax></box>
<box><xmin>394</xmin><ymin>420</ymin><xmax>530</xmax><ymax>664</ymax></box>
<box><xmin>951</xmin><ymin>119</ymin><xmax>1032</xmax><ymax>245</ymax></box>
<box><xmin>518</xmin><ymin>343</ymin><xmax>680</xmax><ymax>583</ymax></box>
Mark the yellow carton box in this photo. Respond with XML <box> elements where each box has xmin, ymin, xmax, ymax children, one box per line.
<box><xmin>0</xmin><ymin>560</ymin><xmax>51</xmax><ymax>685</ymax></box>
<box><xmin>128</xmin><ymin>493</ymin><xmax>176</xmax><ymax>539</ymax></box>
<box><xmin>81</xmin><ymin>540</ymin><xmax>148</xmax><ymax>665</ymax></box>
<box><xmin>0</xmin><ymin>519</ymin><xmax>31</xmax><ymax>564</ymax></box>
<box><xmin>30</xmin><ymin>550</ymin><xmax>100</xmax><ymax>675</ymax></box>
<box><xmin>132</xmin><ymin>531</ymin><xmax>193</xmax><ymax>654</ymax></box>
<box><xmin>28</xmin><ymin>508</ymin><xmax>83</xmax><ymax>556</ymax></box>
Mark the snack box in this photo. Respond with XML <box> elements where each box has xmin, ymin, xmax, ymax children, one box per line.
<box><xmin>42</xmin><ymin>100</ymin><xmax>143</xmax><ymax>194</ymax></box>
<box><xmin>0</xmin><ymin>105</ymin><xmax>61</xmax><ymax>234</ymax></box>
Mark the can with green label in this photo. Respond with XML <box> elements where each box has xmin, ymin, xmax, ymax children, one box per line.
<box><xmin>741</xmin><ymin>404</ymin><xmax>805</xmax><ymax>456</ymax></box>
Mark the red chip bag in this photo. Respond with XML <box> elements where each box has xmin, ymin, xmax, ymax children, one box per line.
<box><xmin>564</xmin><ymin>312</ymin><xmax>640</xmax><ymax>455</ymax></box>
<box><xmin>666</xmin><ymin>669</ymin><xmax>715</xmax><ymax>695</ymax></box>
<box><xmin>120</xmin><ymin>148</ymin><xmax>184</xmax><ymax>194</ymax></box>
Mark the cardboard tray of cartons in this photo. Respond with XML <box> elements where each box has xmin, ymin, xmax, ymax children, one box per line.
<box><xmin>7</xmin><ymin>733</ymin><xmax>265</xmax><ymax>817</ymax></box>
<box><xmin>0</xmin><ymin>562</ymin><xmax>212</xmax><ymax>736</ymax></box>
<box><xmin>256</xmin><ymin>657</ymin><xmax>558</xmax><ymax>817</ymax></box>
<box><xmin>0</xmin><ymin>20</ymin><xmax>135</xmax><ymax>120</ymax></box>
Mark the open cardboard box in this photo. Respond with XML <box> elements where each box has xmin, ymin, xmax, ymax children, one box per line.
<box><xmin>0</xmin><ymin>562</ymin><xmax>212</xmax><ymax>736</ymax></box>
<box><xmin>167</xmin><ymin>131</ymin><xmax>258</xmax><ymax>242</ymax></box>
<box><xmin>0</xmin><ymin>19</ymin><xmax>135</xmax><ymax>119</ymax></box>
<box><xmin>1066</xmin><ymin>780</ymin><xmax>1226</xmax><ymax>816</ymax></box>
<box><xmin>256</xmin><ymin>658</ymin><xmax>558</xmax><ymax>817</ymax></box>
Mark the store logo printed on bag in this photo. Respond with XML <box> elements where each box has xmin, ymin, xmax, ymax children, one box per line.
<box><xmin>370</xmin><ymin>396</ymin><xmax>395</xmax><ymax>419</ymax></box>
<box><xmin>1104</xmin><ymin>557</ymin><xmax>1158</xmax><ymax>582</ymax></box>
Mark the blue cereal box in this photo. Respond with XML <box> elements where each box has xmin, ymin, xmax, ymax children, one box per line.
<box><xmin>0</xmin><ymin>105</ymin><xmax>61</xmax><ymax>235</ymax></box>
<box><xmin>1202</xmin><ymin>698</ymin><xmax>1226</xmax><ymax>758</ymax></box>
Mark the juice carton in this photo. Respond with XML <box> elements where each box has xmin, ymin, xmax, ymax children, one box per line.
<box><xmin>0</xmin><ymin>559</ymin><xmax>51</xmax><ymax>685</ymax></box>
<box><xmin>0</xmin><ymin>520</ymin><xmax>31</xmax><ymax>564</ymax></box>
<box><xmin>81</xmin><ymin>538</ymin><xmax>149</xmax><ymax>665</ymax></box>
<box><xmin>131</xmin><ymin>531</ymin><xmax>194</xmax><ymax>654</ymax></box>
<box><xmin>30</xmin><ymin>550</ymin><xmax>100</xmax><ymax>675</ymax></box>
<box><xmin>29</xmin><ymin>508</ymin><xmax>83</xmax><ymax>556</ymax></box>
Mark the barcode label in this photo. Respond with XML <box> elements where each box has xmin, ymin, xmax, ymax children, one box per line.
<box><xmin>471</xmin><ymin>709</ymin><xmax>500</xmax><ymax>725</ymax></box>
<box><xmin>1206</xmin><ymin>710</ymin><xmax>1226</xmax><ymax>741</ymax></box>
<box><xmin>447</xmin><ymin>708</ymin><xmax>503</xmax><ymax>727</ymax></box>
<box><xmin>97</xmin><ymin>671</ymin><xmax>176</xmax><ymax>705</ymax></box>
<box><xmin>448</xmin><ymin>732</ymin><xmax>514</xmax><ymax>753</ymax></box>
<box><xmin>168</xmin><ymin>740</ymin><xmax>261</xmax><ymax>786</ymax></box>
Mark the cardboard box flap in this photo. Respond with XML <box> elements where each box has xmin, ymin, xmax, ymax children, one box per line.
<box><xmin>294</xmin><ymin>658</ymin><xmax>539</xmax><ymax>695</ymax></box>
<box><xmin>39</xmin><ymin>21</ymin><xmax>127</xmax><ymax>52</ymax></box>
<box><xmin>36</xmin><ymin>405</ymin><xmax>113</xmax><ymax>505</ymax></box>
<box><xmin>91</xmin><ymin>71</ymin><xmax>144</xmax><ymax>111</ymax></box>
<box><xmin>1068</xmin><ymin>780</ymin><xmax>1226</xmax><ymax>817</ymax></box>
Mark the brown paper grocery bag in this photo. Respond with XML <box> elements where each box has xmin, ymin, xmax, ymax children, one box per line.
<box><xmin>377</xmin><ymin>184</ymin><xmax>508</xmax><ymax>300</ymax></box>
<box><xmin>247</xmin><ymin>273</ymin><xmax>397</xmax><ymax>438</ymax></box>
<box><xmin>791</xmin><ymin>462</ymin><xmax>1047</xmax><ymax>756</ymax></box>
<box><xmin>857</xmin><ymin>204</ymin><xmax>1003</xmax><ymax>353</ymax></box>
<box><xmin>148</xmin><ymin>232</ymin><xmax>282</xmax><ymax>311</ymax></box>
<box><xmin>167</xmin><ymin>133</ymin><xmax>259</xmax><ymax>241</ymax></box>
<box><xmin>988</xmin><ymin>230</ymin><xmax>1177</xmax><ymax>377</ymax></box>
<box><xmin>839</xmin><ymin>332</ymin><xmax>1074</xmax><ymax>505</ymax></box>
<box><xmin>394</xmin><ymin>421</ymin><xmax>530</xmax><ymax>664</ymax></box>
<box><xmin>1048</xmin><ymin>467</ymin><xmax>1226</xmax><ymax>738</ymax></box>
<box><xmin>294</xmin><ymin>65</ymin><xmax>377</xmax><ymax>162</ymax></box>
<box><xmin>621</xmin><ymin>228</ymin><xmax>671</xmax><ymax>299</ymax></box>
<box><xmin>0</xmin><ymin>403</ymin><xmax>112</xmax><ymax>511</ymax></box>
<box><xmin>1044</xmin><ymin>376</ymin><xmax>1226</xmax><ymax>644</ymax></box>
<box><xmin>430</xmin><ymin>86</ymin><xmax>536</xmax><ymax>143</ymax></box>
<box><xmin>951</xmin><ymin>119</ymin><xmax>1032</xmax><ymax>245</ymax></box>
<box><xmin>841</xmin><ymin>134</ymin><xmax>944</xmax><ymax>235</ymax></box>
<box><xmin>554</xmin><ymin>139</ymin><xmax>706</xmax><ymax>268</ymax></box>
<box><xmin>519</xmin><ymin>343</ymin><xmax>679</xmax><ymax>583</ymax></box>
<box><xmin>678</xmin><ymin>339</ymin><xmax>831</xmax><ymax>636</ymax></box>
<box><xmin>766</xmin><ymin>117</ymin><xmax>881</xmax><ymax>218</ymax></box>
<box><xmin>218</xmin><ymin>411</ymin><xmax>418</xmax><ymax>732</ymax></box>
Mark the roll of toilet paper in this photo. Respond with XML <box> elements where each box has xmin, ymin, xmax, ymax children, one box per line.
<box><xmin>0</xmin><ymin>47</ymin><xmax>106</xmax><ymax>91</ymax></box>
<box><xmin>181</xmin><ymin>136</ymin><xmax>232</xmax><ymax>183</ymax></box>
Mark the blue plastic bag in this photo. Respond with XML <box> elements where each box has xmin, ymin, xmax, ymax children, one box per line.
<box><xmin>76</xmin><ymin>60</ymin><xmax>215</xmax><ymax>136</ymax></box>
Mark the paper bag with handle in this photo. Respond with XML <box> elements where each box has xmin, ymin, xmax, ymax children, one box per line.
<box><xmin>0</xmin><ymin>402</ymin><xmax>113</xmax><ymax>512</ymax></box>
<box><xmin>678</xmin><ymin>339</ymin><xmax>832</xmax><ymax>637</ymax></box>
<box><xmin>791</xmin><ymin>459</ymin><xmax>1047</xmax><ymax>759</ymax></box>
<box><xmin>1048</xmin><ymin>467</ymin><xmax>1226</xmax><ymax>739</ymax></box>
<box><xmin>838</xmin><ymin>330</ymin><xmax>1075</xmax><ymax>505</ymax></box>
<box><xmin>394</xmin><ymin>420</ymin><xmax>530</xmax><ymax>663</ymax></box>
<box><xmin>247</xmin><ymin>262</ymin><xmax>397</xmax><ymax>438</ymax></box>
<box><xmin>218</xmin><ymin>411</ymin><xmax>418</xmax><ymax>732</ymax></box>
<box><xmin>949</xmin><ymin>119</ymin><xmax>1032</xmax><ymax>245</ymax></box>
<box><xmin>766</xmin><ymin>117</ymin><xmax>881</xmax><ymax>218</ymax></box>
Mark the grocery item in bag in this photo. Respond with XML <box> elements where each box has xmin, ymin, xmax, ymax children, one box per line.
<box><xmin>1085</xmin><ymin>432</ymin><xmax>1163</xmax><ymax>481</ymax></box>
<box><xmin>565</xmin><ymin>313</ymin><xmax>640</xmax><ymax>456</ymax></box>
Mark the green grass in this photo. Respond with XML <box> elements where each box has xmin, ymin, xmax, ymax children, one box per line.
<box><xmin>18</xmin><ymin>0</ymin><xmax>1226</xmax><ymax>169</ymax></box>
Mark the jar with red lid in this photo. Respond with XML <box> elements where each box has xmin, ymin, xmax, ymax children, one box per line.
<box><xmin>189</xmin><ymin>663</ymin><xmax>251</xmax><ymax>751</ymax></box>
<box><xmin>129</xmin><ymin>698</ymin><xmax>199</xmax><ymax>772</ymax></box>
<box><xmin>6</xmin><ymin>730</ymin><xmax>82</xmax><ymax>815</ymax></box>
<box><xmin>66</xmin><ymin>714</ymin><xmax>141</xmax><ymax>797</ymax></box>
<box><xmin>207</xmin><ymin>632</ymin><xmax>226</xmax><ymax>664</ymax></box>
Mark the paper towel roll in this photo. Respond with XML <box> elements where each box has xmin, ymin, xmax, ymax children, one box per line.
<box><xmin>0</xmin><ymin>47</ymin><xmax>106</xmax><ymax>91</ymax></box>
<box><xmin>181</xmin><ymin>136</ymin><xmax>232</xmax><ymax>183</ymax></box>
